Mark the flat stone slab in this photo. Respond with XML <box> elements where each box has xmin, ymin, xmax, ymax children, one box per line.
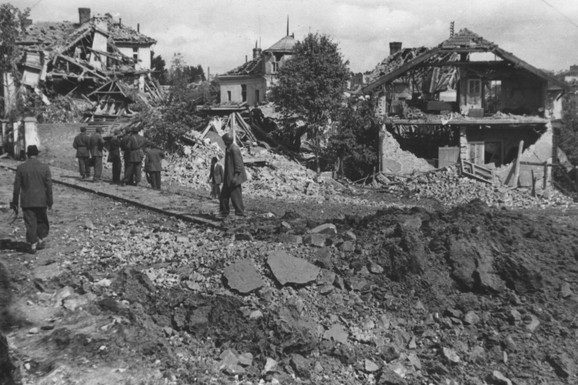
<box><xmin>223</xmin><ymin>259</ymin><xmax>264</xmax><ymax>294</ymax></box>
<box><xmin>310</xmin><ymin>223</ymin><xmax>337</xmax><ymax>235</ymax></box>
<box><xmin>33</xmin><ymin>263</ymin><xmax>62</xmax><ymax>282</ymax></box>
<box><xmin>267</xmin><ymin>251</ymin><xmax>320</xmax><ymax>286</ymax></box>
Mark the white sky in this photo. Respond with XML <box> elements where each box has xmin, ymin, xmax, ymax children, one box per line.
<box><xmin>14</xmin><ymin>0</ymin><xmax>578</xmax><ymax>75</ymax></box>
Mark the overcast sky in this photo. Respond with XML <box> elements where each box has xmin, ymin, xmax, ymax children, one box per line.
<box><xmin>15</xmin><ymin>0</ymin><xmax>578</xmax><ymax>75</ymax></box>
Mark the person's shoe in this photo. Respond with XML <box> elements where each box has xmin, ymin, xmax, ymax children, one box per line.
<box><xmin>37</xmin><ymin>238</ymin><xmax>46</xmax><ymax>250</ymax></box>
<box><xmin>29</xmin><ymin>243</ymin><xmax>37</xmax><ymax>254</ymax></box>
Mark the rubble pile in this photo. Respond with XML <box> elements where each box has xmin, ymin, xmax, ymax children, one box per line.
<box><xmin>382</xmin><ymin>166</ymin><xmax>576</xmax><ymax>209</ymax></box>
<box><xmin>19</xmin><ymin>198</ymin><xmax>578</xmax><ymax>385</ymax></box>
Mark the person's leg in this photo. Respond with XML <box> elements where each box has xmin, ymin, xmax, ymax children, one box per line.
<box><xmin>219</xmin><ymin>184</ymin><xmax>231</xmax><ymax>216</ymax></box>
<box><xmin>153</xmin><ymin>172</ymin><xmax>161</xmax><ymax>190</ymax></box>
<box><xmin>112</xmin><ymin>159</ymin><xmax>121</xmax><ymax>183</ymax></box>
<box><xmin>78</xmin><ymin>158</ymin><xmax>86</xmax><ymax>178</ymax></box>
<box><xmin>123</xmin><ymin>162</ymin><xmax>134</xmax><ymax>185</ymax></box>
<box><xmin>22</xmin><ymin>208</ymin><xmax>38</xmax><ymax>251</ymax></box>
<box><xmin>94</xmin><ymin>157</ymin><xmax>102</xmax><ymax>181</ymax></box>
<box><xmin>36</xmin><ymin>208</ymin><xmax>49</xmax><ymax>248</ymax></box>
<box><xmin>134</xmin><ymin>162</ymin><xmax>142</xmax><ymax>185</ymax></box>
<box><xmin>230</xmin><ymin>185</ymin><xmax>245</xmax><ymax>216</ymax></box>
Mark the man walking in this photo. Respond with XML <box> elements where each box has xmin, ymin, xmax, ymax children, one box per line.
<box><xmin>122</xmin><ymin>126</ymin><xmax>147</xmax><ymax>186</ymax></box>
<box><xmin>89</xmin><ymin>127</ymin><xmax>105</xmax><ymax>182</ymax></box>
<box><xmin>220</xmin><ymin>133</ymin><xmax>247</xmax><ymax>218</ymax></box>
<box><xmin>72</xmin><ymin>126</ymin><xmax>90</xmax><ymax>179</ymax></box>
<box><xmin>144</xmin><ymin>144</ymin><xmax>164</xmax><ymax>190</ymax></box>
<box><xmin>108</xmin><ymin>129</ymin><xmax>123</xmax><ymax>184</ymax></box>
<box><xmin>11</xmin><ymin>145</ymin><xmax>53</xmax><ymax>254</ymax></box>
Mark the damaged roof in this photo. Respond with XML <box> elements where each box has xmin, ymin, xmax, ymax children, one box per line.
<box><xmin>18</xmin><ymin>14</ymin><xmax>156</xmax><ymax>50</ymax></box>
<box><xmin>223</xmin><ymin>57</ymin><xmax>264</xmax><ymax>77</ymax></box>
<box><xmin>366</xmin><ymin>47</ymin><xmax>429</xmax><ymax>83</ymax></box>
<box><xmin>363</xmin><ymin>28</ymin><xmax>565</xmax><ymax>93</ymax></box>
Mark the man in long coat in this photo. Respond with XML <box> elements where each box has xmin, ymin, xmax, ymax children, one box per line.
<box><xmin>144</xmin><ymin>145</ymin><xmax>165</xmax><ymax>190</ymax></box>
<box><xmin>108</xmin><ymin>129</ymin><xmax>122</xmax><ymax>184</ymax></box>
<box><xmin>220</xmin><ymin>133</ymin><xmax>247</xmax><ymax>217</ymax></box>
<box><xmin>11</xmin><ymin>145</ymin><xmax>53</xmax><ymax>254</ymax></box>
<box><xmin>122</xmin><ymin>126</ymin><xmax>147</xmax><ymax>186</ymax></box>
<box><xmin>72</xmin><ymin>126</ymin><xmax>90</xmax><ymax>179</ymax></box>
<box><xmin>89</xmin><ymin>127</ymin><xmax>105</xmax><ymax>182</ymax></box>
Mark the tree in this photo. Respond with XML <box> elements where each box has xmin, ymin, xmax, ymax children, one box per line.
<box><xmin>326</xmin><ymin>97</ymin><xmax>381</xmax><ymax>181</ymax></box>
<box><xmin>271</xmin><ymin>33</ymin><xmax>349</xmax><ymax>173</ymax></box>
<box><xmin>0</xmin><ymin>4</ymin><xmax>30</xmax><ymax>118</ymax></box>
<box><xmin>151</xmin><ymin>53</ymin><xmax>168</xmax><ymax>85</ymax></box>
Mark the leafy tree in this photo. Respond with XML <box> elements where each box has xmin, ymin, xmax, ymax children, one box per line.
<box><xmin>0</xmin><ymin>4</ymin><xmax>30</xmax><ymax>118</ymax></box>
<box><xmin>326</xmin><ymin>97</ymin><xmax>381</xmax><ymax>181</ymax></box>
<box><xmin>151</xmin><ymin>53</ymin><xmax>168</xmax><ymax>85</ymax></box>
<box><xmin>271</xmin><ymin>32</ymin><xmax>349</xmax><ymax>173</ymax></box>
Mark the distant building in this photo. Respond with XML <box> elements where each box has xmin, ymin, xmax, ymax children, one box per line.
<box><xmin>218</xmin><ymin>29</ymin><xmax>297</xmax><ymax>107</ymax></box>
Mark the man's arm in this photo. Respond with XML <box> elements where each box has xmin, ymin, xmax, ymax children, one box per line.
<box><xmin>46</xmin><ymin>167</ymin><xmax>53</xmax><ymax>209</ymax></box>
<box><xmin>11</xmin><ymin>169</ymin><xmax>21</xmax><ymax>211</ymax></box>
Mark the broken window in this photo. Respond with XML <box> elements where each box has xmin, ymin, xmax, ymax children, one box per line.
<box><xmin>272</xmin><ymin>62</ymin><xmax>279</xmax><ymax>73</ymax></box>
<box><xmin>241</xmin><ymin>84</ymin><xmax>247</xmax><ymax>102</ymax></box>
<box><xmin>227</xmin><ymin>91</ymin><xmax>232</xmax><ymax>102</ymax></box>
<box><xmin>132</xmin><ymin>47</ymin><xmax>138</xmax><ymax>61</ymax></box>
<box><xmin>484</xmin><ymin>80</ymin><xmax>502</xmax><ymax>113</ymax></box>
<box><xmin>255</xmin><ymin>89</ymin><xmax>260</xmax><ymax>103</ymax></box>
<box><xmin>467</xmin><ymin>79</ymin><xmax>482</xmax><ymax>107</ymax></box>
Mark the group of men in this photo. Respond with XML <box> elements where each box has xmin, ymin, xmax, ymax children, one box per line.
<box><xmin>10</xmin><ymin>130</ymin><xmax>247</xmax><ymax>254</ymax></box>
<box><xmin>72</xmin><ymin>125</ymin><xmax>164</xmax><ymax>189</ymax></box>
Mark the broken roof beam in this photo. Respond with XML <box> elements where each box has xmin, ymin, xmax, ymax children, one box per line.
<box><xmin>53</xmin><ymin>54</ymin><xmax>108</xmax><ymax>81</ymax></box>
<box><xmin>363</xmin><ymin>48</ymin><xmax>442</xmax><ymax>93</ymax></box>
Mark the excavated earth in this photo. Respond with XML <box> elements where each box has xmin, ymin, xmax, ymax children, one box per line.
<box><xmin>1</xmin><ymin>148</ymin><xmax>578</xmax><ymax>384</ymax></box>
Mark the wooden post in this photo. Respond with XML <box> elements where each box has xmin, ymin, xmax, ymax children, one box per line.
<box><xmin>543</xmin><ymin>160</ymin><xmax>549</xmax><ymax>190</ymax></box>
<box><xmin>511</xmin><ymin>140</ymin><xmax>524</xmax><ymax>187</ymax></box>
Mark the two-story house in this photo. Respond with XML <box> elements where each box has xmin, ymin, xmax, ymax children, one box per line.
<box><xmin>363</xmin><ymin>28</ymin><xmax>566</xmax><ymax>190</ymax></box>
<box><xmin>218</xmin><ymin>32</ymin><xmax>297</xmax><ymax>106</ymax></box>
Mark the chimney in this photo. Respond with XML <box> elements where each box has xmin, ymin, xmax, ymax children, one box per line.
<box><xmin>245</xmin><ymin>55</ymin><xmax>248</xmax><ymax>63</ymax></box>
<box><xmin>389</xmin><ymin>42</ymin><xmax>402</xmax><ymax>56</ymax></box>
<box><xmin>253</xmin><ymin>40</ymin><xmax>262</xmax><ymax>59</ymax></box>
<box><xmin>78</xmin><ymin>8</ymin><xmax>91</xmax><ymax>25</ymax></box>
<box><xmin>137</xmin><ymin>23</ymin><xmax>140</xmax><ymax>32</ymax></box>
<box><xmin>450</xmin><ymin>21</ymin><xmax>455</xmax><ymax>37</ymax></box>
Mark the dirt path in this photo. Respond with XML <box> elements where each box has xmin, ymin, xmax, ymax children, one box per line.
<box><xmin>1</xmin><ymin>161</ymin><xmax>578</xmax><ymax>385</ymax></box>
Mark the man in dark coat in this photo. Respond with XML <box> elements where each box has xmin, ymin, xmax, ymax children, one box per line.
<box><xmin>122</xmin><ymin>126</ymin><xmax>147</xmax><ymax>186</ymax></box>
<box><xmin>11</xmin><ymin>145</ymin><xmax>53</xmax><ymax>254</ymax></box>
<box><xmin>89</xmin><ymin>127</ymin><xmax>105</xmax><ymax>182</ymax></box>
<box><xmin>72</xmin><ymin>126</ymin><xmax>91</xmax><ymax>179</ymax></box>
<box><xmin>108</xmin><ymin>129</ymin><xmax>123</xmax><ymax>184</ymax></box>
<box><xmin>220</xmin><ymin>133</ymin><xmax>247</xmax><ymax>217</ymax></box>
<box><xmin>144</xmin><ymin>145</ymin><xmax>165</xmax><ymax>190</ymax></box>
<box><xmin>208</xmin><ymin>156</ymin><xmax>223</xmax><ymax>199</ymax></box>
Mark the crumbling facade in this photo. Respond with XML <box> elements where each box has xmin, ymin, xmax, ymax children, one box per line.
<box><xmin>218</xmin><ymin>31</ymin><xmax>297</xmax><ymax>107</ymax></box>
<box><xmin>10</xmin><ymin>7</ymin><xmax>162</xmax><ymax>121</ymax></box>
<box><xmin>364</xmin><ymin>28</ymin><xmax>566</xmax><ymax>191</ymax></box>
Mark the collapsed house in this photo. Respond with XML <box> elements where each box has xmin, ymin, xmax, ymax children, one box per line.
<box><xmin>218</xmin><ymin>24</ymin><xmax>297</xmax><ymax>107</ymax></box>
<box><xmin>7</xmin><ymin>7</ymin><xmax>163</xmax><ymax>122</ymax></box>
<box><xmin>363</xmin><ymin>28</ymin><xmax>567</xmax><ymax>192</ymax></box>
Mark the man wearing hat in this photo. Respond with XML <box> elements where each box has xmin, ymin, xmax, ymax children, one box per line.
<box><xmin>72</xmin><ymin>126</ymin><xmax>91</xmax><ymax>179</ymax></box>
<box><xmin>10</xmin><ymin>145</ymin><xmax>53</xmax><ymax>254</ymax></box>
<box><xmin>89</xmin><ymin>127</ymin><xmax>105</xmax><ymax>182</ymax></box>
<box><xmin>220</xmin><ymin>132</ymin><xmax>247</xmax><ymax>218</ymax></box>
<box><xmin>122</xmin><ymin>126</ymin><xmax>147</xmax><ymax>186</ymax></box>
<box><xmin>108</xmin><ymin>129</ymin><xmax>123</xmax><ymax>184</ymax></box>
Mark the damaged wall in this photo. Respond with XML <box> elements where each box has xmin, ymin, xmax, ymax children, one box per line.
<box><xmin>495</xmin><ymin>122</ymin><xmax>554</xmax><ymax>191</ymax></box>
<box><xmin>379</xmin><ymin>127</ymin><xmax>434</xmax><ymax>174</ymax></box>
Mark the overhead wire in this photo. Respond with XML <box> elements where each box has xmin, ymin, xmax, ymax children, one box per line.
<box><xmin>539</xmin><ymin>0</ymin><xmax>578</xmax><ymax>29</ymax></box>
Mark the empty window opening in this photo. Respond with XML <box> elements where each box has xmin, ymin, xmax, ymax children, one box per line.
<box><xmin>241</xmin><ymin>84</ymin><xmax>247</xmax><ymax>102</ymax></box>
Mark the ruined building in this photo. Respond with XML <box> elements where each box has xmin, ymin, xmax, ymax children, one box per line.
<box><xmin>8</xmin><ymin>7</ymin><xmax>162</xmax><ymax>121</ymax></box>
<box><xmin>218</xmin><ymin>23</ymin><xmax>297</xmax><ymax>107</ymax></box>
<box><xmin>363</xmin><ymin>28</ymin><xmax>566</xmax><ymax>191</ymax></box>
